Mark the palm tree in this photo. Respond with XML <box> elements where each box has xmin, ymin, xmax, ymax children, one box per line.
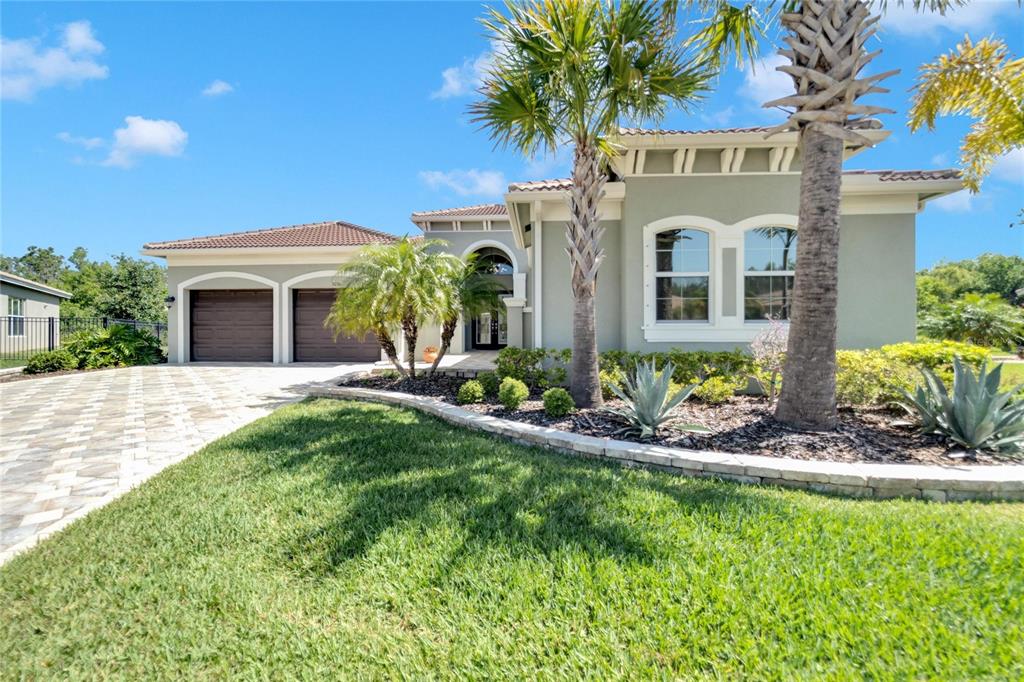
<box><xmin>428</xmin><ymin>255</ymin><xmax>506</xmax><ymax>376</ymax></box>
<box><xmin>908</xmin><ymin>36</ymin><xmax>1023</xmax><ymax>192</ymax></box>
<box><xmin>325</xmin><ymin>238</ymin><xmax>448</xmax><ymax>379</ymax></box>
<box><xmin>470</xmin><ymin>0</ymin><xmax>713</xmax><ymax>408</ymax></box>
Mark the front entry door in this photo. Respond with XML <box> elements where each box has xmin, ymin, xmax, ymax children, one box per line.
<box><xmin>472</xmin><ymin>308</ymin><xmax>507</xmax><ymax>349</ymax></box>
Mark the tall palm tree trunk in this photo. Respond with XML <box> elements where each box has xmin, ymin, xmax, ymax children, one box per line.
<box><xmin>566</xmin><ymin>138</ymin><xmax>606</xmax><ymax>408</ymax></box>
<box><xmin>774</xmin><ymin>128</ymin><xmax>844</xmax><ymax>430</ymax></box>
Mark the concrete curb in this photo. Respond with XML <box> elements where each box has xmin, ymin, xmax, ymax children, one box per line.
<box><xmin>309</xmin><ymin>383</ymin><xmax>1024</xmax><ymax>503</ymax></box>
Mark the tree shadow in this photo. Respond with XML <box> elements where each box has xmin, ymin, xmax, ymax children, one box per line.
<box><xmin>232</xmin><ymin>399</ymin><xmax>789</xmax><ymax>580</ymax></box>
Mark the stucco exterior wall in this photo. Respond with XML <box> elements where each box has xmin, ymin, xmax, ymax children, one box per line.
<box><xmin>539</xmin><ymin>220</ymin><xmax>622</xmax><ymax>351</ymax></box>
<box><xmin>532</xmin><ymin>174</ymin><xmax>917</xmax><ymax>352</ymax></box>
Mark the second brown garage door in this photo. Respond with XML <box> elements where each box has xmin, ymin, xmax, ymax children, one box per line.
<box><xmin>191</xmin><ymin>289</ymin><xmax>273</xmax><ymax>362</ymax></box>
<box><xmin>293</xmin><ymin>289</ymin><xmax>379</xmax><ymax>362</ymax></box>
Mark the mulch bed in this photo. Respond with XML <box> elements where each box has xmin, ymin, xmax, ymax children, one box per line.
<box><xmin>346</xmin><ymin>374</ymin><xmax>1008</xmax><ymax>466</ymax></box>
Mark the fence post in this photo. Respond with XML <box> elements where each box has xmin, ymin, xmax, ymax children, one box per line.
<box><xmin>102</xmin><ymin>316</ymin><xmax>109</xmax><ymax>329</ymax></box>
<box><xmin>48</xmin><ymin>317</ymin><xmax>56</xmax><ymax>351</ymax></box>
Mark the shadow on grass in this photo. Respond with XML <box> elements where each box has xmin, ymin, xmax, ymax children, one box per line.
<box><xmin>232</xmin><ymin>399</ymin><xmax>788</xmax><ymax>577</ymax></box>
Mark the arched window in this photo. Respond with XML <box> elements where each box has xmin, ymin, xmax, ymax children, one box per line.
<box><xmin>473</xmin><ymin>246</ymin><xmax>514</xmax><ymax>275</ymax></box>
<box><xmin>654</xmin><ymin>228</ymin><xmax>709</xmax><ymax>321</ymax></box>
<box><xmin>744</xmin><ymin>227</ymin><xmax>798</xmax><ymax>321</ymax></box>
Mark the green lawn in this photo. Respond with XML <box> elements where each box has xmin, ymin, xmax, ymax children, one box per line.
<box><xmin>2</xmin><ymin>399</ymin><xmax>1022</xmax><ymax>678</ymax></box>
<box><xmin>0</xmin><ymin>358</ymin><xmax>26</xmax><ymax>369</ymax></box>
<box><xmin>999</xmin><ymin>361</ymin><xmax>1024</xmax><ymax>391</ymax></box>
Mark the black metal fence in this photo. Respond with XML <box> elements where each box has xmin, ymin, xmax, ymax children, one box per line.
<box><xmin>0</xmin><ymin>316</ymin><xmax>168</xmax><ymax>362</ymax></box>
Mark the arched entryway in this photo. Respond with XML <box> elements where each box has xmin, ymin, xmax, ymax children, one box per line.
<box><xmin>463</xmin><ymin>244</ymin><xmax>515</xmax><ymax>351</ymax></box>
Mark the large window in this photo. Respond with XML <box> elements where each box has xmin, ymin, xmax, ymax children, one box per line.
<box><xmin>655</xmin><ymin>228</ymin><xmax>709</xmax><ymax>321</ymax></box>
<box><xmin>7</xmin><ymin>297</ymin><xmax>25</xmax><ymax>336</ymax></box>
<box><xmin>744</xmin><ymin>227</ymin><xmax>797</xmax><ymax>321</ymax></box>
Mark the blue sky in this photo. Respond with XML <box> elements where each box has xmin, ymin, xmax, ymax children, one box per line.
<box><xmin>2</xmin><ymin>1</ymin><xmax>1021</xmax><ymax>269</ymax></box>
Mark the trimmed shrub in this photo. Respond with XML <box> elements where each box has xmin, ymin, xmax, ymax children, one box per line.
<box><xmin>598</xmin><ymin>348</ymin><xmax>753</xmax><ymax>386</ymax></box>
<box><xmin>881</xmin><ymin>340</ymin><xmax>990</xmax><ymax>379</ymax></box>
<box><xmin>599</xmin><ymin>367</ymin><xmax>624</xmax><ymax>400</ymax></box>
<box><xmin>23</xmin><ymin>349</ymin><xmax>77</xmax><ymax>375</ymax></box>
<box><xmin>477</xmin><ymin>371</ymin><xmax>501</xmax><ymax>397</ymax></box>
<box><xmin>496</xmin><ymin>347</ymin><xmax>570</xmax><ymax>389</ymax></box>
<box><xmin>836</xmin><ymin>350</ymin><xmax>919</xmax><ymax>407</ymax></box>
<box><xmin>542</xmin><ymin>387</ymin><xmax>575</xmax><ymax>418</ymax></box>
<box><xmin>692</xmin><ymin>375</ymin><xmax>743</xmax><ymax>404</ymax></box>
<box><xmin>498</xmin><ymin>377</ymin><xmax>529</xmax><ymax>411</ymax></box>
<box><xmin>457</xmin><ymin>379</ymin><xmax>485</xmax><ymax>405</ymax></box>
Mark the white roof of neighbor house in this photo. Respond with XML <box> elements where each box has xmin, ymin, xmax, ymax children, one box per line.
<box><xmin>0</xmin><ymin>271</ymin><xmax>72</xmax><ymax>299</ymax></box>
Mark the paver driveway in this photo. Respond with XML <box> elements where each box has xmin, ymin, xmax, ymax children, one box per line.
<box><xmin>0</xmin><ymin>363</ymin><xmax>367</xmax><ymax>564</ymax></box>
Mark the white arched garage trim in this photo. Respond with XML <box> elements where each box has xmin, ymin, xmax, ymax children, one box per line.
<box><xmin>281</xmin><ymin>270</ymin><xmax>342</xmax><ymax>363</ymax></box>
<box><xmin>176</xmin><ymin>271</ymin><xmax>281</xmax><ymax>364</ymax></box>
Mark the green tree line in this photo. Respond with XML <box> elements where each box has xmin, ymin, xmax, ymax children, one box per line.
<box><xmin>1</xmin><ymin>246</ymin><xmax>167</xmax><ymax>323</ymax></box>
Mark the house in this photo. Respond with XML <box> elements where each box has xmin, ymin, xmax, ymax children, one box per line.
<box><xmin>0</xmin><ymin>271</ymin><xmax>73</xmax><ymax>354</ymax></box>
<box><xmin>145</xmin><ymin>127</ymin><xmax>962</xmax><ymax>364</ymax></box>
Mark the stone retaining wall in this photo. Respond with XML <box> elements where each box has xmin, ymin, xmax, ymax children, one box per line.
<box><xmin>309</xmin><ymin>385</ymin><xmax>1024</xmax><ymax>503</ymax></box>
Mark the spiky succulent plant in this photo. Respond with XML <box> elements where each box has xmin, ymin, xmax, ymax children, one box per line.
<box><xmin>602</xmin><ymin>359</ymin><xmax>708</xmax><ymax>439</ymax></box>
<box><xmin>899</xmin><ymin>357</ymin><xmax>1024</xmax><ymax>457</ymax></box>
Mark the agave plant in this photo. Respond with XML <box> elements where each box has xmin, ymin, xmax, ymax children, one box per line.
<box><xmin>899</xmin><ymin>358</ymin><xmax>1024</xmax><ymax>457</ymax></box>
<box><xmin>602</xmin><ymin>359</ymin><xmax>708</xmax><ymax>439</ymax></box>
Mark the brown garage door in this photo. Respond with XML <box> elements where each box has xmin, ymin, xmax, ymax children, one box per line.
<box><xmin>190</xmin><ymin>289</ymin><xmax>273</xmax><ymax>362</ymax></box>
<box><xmin>293</xmin><ymin>289</ymin><xmax>378</xmax><ymax>362</ymax></box>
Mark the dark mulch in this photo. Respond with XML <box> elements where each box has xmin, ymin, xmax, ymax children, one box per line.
<box><xmin>347</xmin><ymin>374</ymin><xmax>1004</xmax><ymax>466</ymax></box>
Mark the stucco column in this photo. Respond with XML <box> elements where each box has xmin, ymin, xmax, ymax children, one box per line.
<box><xmin>503</xmin><ymin>298</ymin><xmax>526</xmax><ymax>348</ymax></box>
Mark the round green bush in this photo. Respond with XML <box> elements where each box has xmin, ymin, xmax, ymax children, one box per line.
<box><xmin>23</xmin><ymin>349</ymin><xmax>78</xmax><ymax>375</ymax></box>
<box><xmin>542</xmin><ymin>387</ymin><xmax>575</xmax><ymax>418</ymax></box>
<box><xmin>457</xmin><ymin>379</ymin><xmax>485</xmax><ymax>405</ymax></box>
<box><xmin>477</xmin><ymin>371</ymin><xmax>501</xmax><ymax>397</ymax></box>
<box><xmin>498</xmin><ymin>377</ymin><xmax>529</xmax><ymax>411</ymax></box>
<box><xmin>692</xmin><ymin>375</ymin><xmax>741</xmax><ymax>404</ymax></box>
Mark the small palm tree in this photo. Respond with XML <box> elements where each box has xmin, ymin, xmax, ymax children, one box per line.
<box><xmin>326</xmin><ymin>238</ymin><xmax>447</xmax><ymax>379</ymax></box>
<box><xmin>909</xmin><ymin>36</ymin><xmax>1023</xmax><ymax>192</ymax></box>
<box><xmin>471</xmin><ymin>0</ymin><xmax>713</xmax><ymax>408</ymax></box>
<box><xmin>428</xmin><ymin>255</ymin><xmax>505</xmax><ymax>375</ymax></box>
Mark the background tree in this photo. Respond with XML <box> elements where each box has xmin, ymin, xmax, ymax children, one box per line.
<box><xmin>908</xmin><ymin>36</ymin><xmax>1023</xmax><ymax>192</ymax></box>
<box><xmin>326</xmin><ymin>238</ymin><xmax>447</xmax><ymax>379</ymax></box>
<box><xmin>100</xmin><ymin>255</ymin><xmax>167</xmax><ymax>321</ymax></box>
<box><xmin>0</xmin><ymin>246</ymin><xmax>66</xmax><ymax>284</ymax></box>
<box><xmin>471</xmin><ymin>0</ymin><xmax>713</xmax><ymax>408</ymax></box>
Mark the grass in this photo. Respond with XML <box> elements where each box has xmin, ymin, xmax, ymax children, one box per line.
<box><xmin>0</xmin><ymin>358</ymin><xmax>26</xmax><ymax>369</ymax></box>
<box><xmin>2</xmin><ymin>399</ymin><xmax>1022</xmax><ymax>679</ymax></box>
<box><xmin>998</xmin><ymin>361</ymin><xmax>1024</xmax><ymax>391</ymax></box>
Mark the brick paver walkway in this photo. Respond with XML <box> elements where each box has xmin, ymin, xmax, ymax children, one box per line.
<box><xmin>0</xmin><ymin>363</ymin><xmax>368</xmax><ymax>564</ymax></box>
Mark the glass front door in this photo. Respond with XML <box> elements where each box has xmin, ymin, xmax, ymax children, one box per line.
<box><xmin>472</xmin><ymin>308</ymin><xmax>507</xmax><ymax>349</ymax></box>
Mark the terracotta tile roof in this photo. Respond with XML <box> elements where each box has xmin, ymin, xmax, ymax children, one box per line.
<box><xmin>411</xmin><ymin>203</ymin><xmax>508</xmax><ymax>219</ymax></box>
<box><xmin>618</xmin><ymin>126</ymin><xmax>773</xmax><ymax>136</ymax></box>
<box><xmin>144</xmin><ymin>220</ymin><xmax>398</xmax><ymax>250</ymax></box>
<box><xmin>508</xmin><ymin>178</ymin><xmax>574</xmax><ymax>192</ymax></box>
<box><xmin>843</xmin><ymin>169</ymin><xmax>961</xmax><ymax>182</ymax></box>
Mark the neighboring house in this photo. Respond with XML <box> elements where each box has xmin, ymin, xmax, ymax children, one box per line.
<box><xmin>146</xmin><ymin>127</ymin><xmax>962</xmax><ymax>364</ymax></box>
<box><xmin>0</xmin><ymin>271</ymin><xmax>73</xmax><ymax>354</ymax></box>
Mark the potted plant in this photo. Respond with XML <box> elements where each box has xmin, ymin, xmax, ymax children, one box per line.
<box><xmin>423</xmin><ymin>346</ymin><xmax>439</xmax><ymax>364</ymax></box>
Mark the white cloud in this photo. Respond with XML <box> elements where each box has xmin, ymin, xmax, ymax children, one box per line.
<box><xmin>741</xmin><ymin>54</ymin><xmax>793</xmax><ymax>113</ymax></box>
<box><xmin>700</xmin><ymin>106</ymin><xmax>736</xmax><ymax>128</ymax></box>
<box><xmin>1</xmin><ymin>20</ymin><xmax>108</xmax><ymax>101</ymax></box>
<box><xmin>431</xmin><ymin>51</ymin><xmax>492</xmax><ymax>99</ymax></box>
<box><xmin>56</xmin><ymin>131</ymin><xmax>104</xmax><ymax>149</ymax></box>
<box><xmin>991</xmin><ymin>148</ymin><xmax>1023</xmax><ymax>185</ymax></box>
<box><xmin>103</xmin><ymin>116</ymin><xmax>188</xmax><ymax>168</ymax></box>
<box><xmin>930</xmin><ymin>152</ymin><xmax>949</xmax><ymax>166</ymax></box>
<box><xmin>932</xmin><ymin>190</ymin><xmax>973</xmax><ymax>213</ymax></box>
<box><xmin>202</xmin><ymin>79</ymin><xmax>233</xmax><ymax>97</ymax></box>
<box><xmin>524</xmin><ymin>145</ymin><xmax>572</xmax><ymax>178</ymax></box>
<box><xmin>881</xmin><ymin>2</ymin><xmax>1016</xmax><ymax>38</ymax></box>
<box><xmin>419</xmin><ymin>169</ymin><xmax>506</xmax><ymax>197</ymax></box>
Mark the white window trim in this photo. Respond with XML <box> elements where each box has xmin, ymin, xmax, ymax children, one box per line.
<box><xmin>7</xmin><ymin>297</ymin><xmax>26</xmax><ymax>337</ymax></box>
<box><xmin>642</xmin><ymin>214</ymin><xmax>797</xmax><ymax>342</ymax></box>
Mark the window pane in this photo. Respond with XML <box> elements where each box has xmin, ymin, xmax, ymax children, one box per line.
<box><xmin>744</xmin><ymin>227</ymin><xmax>797</xmax><ymax>272</ymax></box>
<box><xmin>655</xmin><ymin>229</ymin><xmax>708</xmax><ymax>272</ymax></box>
<box><xmin>656</xmin><ymin>276</ymin><xmax>709</xmax><ymax>321</ymax></box>
<box><xmin>744</xmin><ymin>275</ymin><xmax>795</xmax><ymax>320</ymax></box>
